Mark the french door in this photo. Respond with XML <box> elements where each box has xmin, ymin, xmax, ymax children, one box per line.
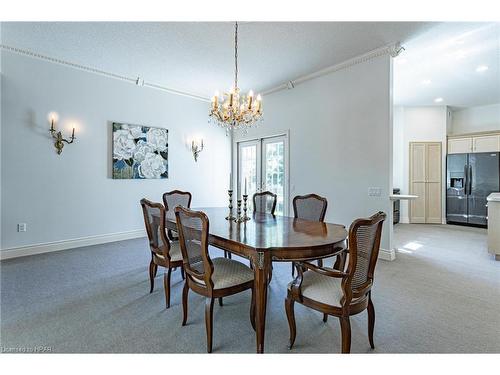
<box><xmin>237</xmin><ymin>134</ymin><xmax>289</xmax><ymax>215</ymax></box>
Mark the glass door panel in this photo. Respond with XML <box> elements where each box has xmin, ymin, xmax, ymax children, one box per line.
<box><xmin>237</xmin><ymin>134</ymin><xmax>289</xmax><ymax>216</ymax></box>
<box><xmin>238</xmin><ymin>140</ymin><xmax>261</xmax><ymax>212</ymax></box>
<box><xmin>263</xmin><ymin>136</ymin><xmax>286</xmax><ymax>215</ymax></box>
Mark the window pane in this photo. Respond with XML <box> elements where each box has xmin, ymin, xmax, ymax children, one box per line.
<box><xmin>240</xmin><ymin>144</ymin><xmax>258</xmax><ymax>212</ymax></box>
<box><xmin>265</xmin><ymin>141</ymin><xmax>285</xmax><ymax>215</ymax></box>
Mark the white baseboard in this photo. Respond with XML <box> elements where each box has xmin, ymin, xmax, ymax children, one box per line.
<box><xmin>0</xmin><ymin>229</ymin><xmax>146</xmax><ymax>260</ymax></box>
<box><xmin>400</xmin><ymin>217</ymin><xmax>410</xmax><ymax>224</ymax></box>
<box><xmin>379</xmin><ymin>248</ymin><xmax>396</xmax><ymax>261</ymax></box>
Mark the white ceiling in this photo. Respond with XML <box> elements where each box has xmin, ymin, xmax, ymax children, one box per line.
<box><xmin>1</xmin><ymin>22</ymin><xmax>433</xmax><ymax>98</ymax></box>
<box><xmin>1</xmin><ymin>22</ymin><xmax>497</xmax><ymax>107</ymax></box>
<box><xmin>394</xmin><ymin>22</ymin><xmax>500</xmax><ymax>108</ymax></box>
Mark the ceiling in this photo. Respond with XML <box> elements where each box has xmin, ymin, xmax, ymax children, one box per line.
<box><xmin>1</xmin><ymin>22</ymin><xmax>433</xmax><ymax>98</ymax></box>
<box><xmin>393</xmin><ymin>22</ymin><xmax>500</xmax><ymax>108</ymax></box>
<box><xmin>1</xmin><ymin>22</ymin><xmax>498</xmax><ymax>107</ymax></box>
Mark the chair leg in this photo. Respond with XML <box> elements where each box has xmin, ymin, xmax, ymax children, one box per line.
<box><xmin>205</xmin><ymin>297</ymin><xmax>215</xmax><ymax>353</ymax></box>
<box><xmin>268</xmin><ymin>265</ymin><xmax>273</xmax><ymax>283</ymax></box>
<box><xmin>181</xmin><ymin>282</ymin><xmax>189</xmax><ymax>326</ymax></box>
<box><xmin>285</xmin><ymin>296</ymin><xmax>296</xmax><ymax>350</ymax></box>
<box><xmin>291</xmin><ymin>262</ymin><xmax>295</xmax><ymax>277</ymax></box>
<box><xmin>218</xmin><ymin>297</ymin><xmax>223</xmax><ymax>307</ymax></box>
<box><xmin>181</xmin><ymin>267</ymin><xmax>185</xmax><ymax>280</ymax></box>
<box><xmin>164</xmin><ymin>268</ymin><xmax>172</xmax><ymax>309</ymax></box>
<box><xmin>250</xmin><ymin>287</ymin><xmax>256</xmax><ymax>331</ymax></box>
<box><xmin>339</xmin><ymin>316</ymin><xmax>351</xmax><ymax>354</ymax></box>
<box><xmin>153</xmin><ymin>263</ymin><xmax>158</xmax><ymax>278</ymax></box>
<box><xmin>323</xmin><ymin>313</ymin><xmax>328</xmax><ymax>323</ymax></box>
<box><xmin>317</xmin><ymin>259</ymin><xmax>323</xmax><ymax>267</ymax></box>
<box><xmin>367</xmin><ymin>293</ymin><xmax>375</xmax><ymax>349</ymax></box>
<box><xmin>149</xmin><ymin>261</ymin><xmax>155</xmax><ymax>293</ymax></box>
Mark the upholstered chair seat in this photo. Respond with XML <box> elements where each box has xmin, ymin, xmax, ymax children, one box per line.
<box><xmin>288</xmin><ymin>269</ymin><xmax>343</xmax><ymax>307</ymax></box>
<box><xmin>154</xmin><ymin>242</ymin><xmax>183</xmax><ymax>262</ymax></box>
<box><xmin>192</xmin><ymin>258</ymin><xmax>254</xmax><ymax>290</ymax></box>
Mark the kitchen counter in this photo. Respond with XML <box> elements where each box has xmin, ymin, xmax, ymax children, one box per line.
<box><xmin>487</xmin><ymin>193</ymin><xmax>500</xmax><ymax>261</ymax></box>
<box><xmin>487</xmin><ymin>193</ymin><xmax>500</xmax><ymax>202</ymax></box>
<box><xmin>389</xmin><ymin>194</ymin><xmax>418</xmax><ymax>201</ymax></box>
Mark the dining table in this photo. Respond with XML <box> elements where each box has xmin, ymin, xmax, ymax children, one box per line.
<box><xmin>161</xmin><ymin>207</ymin><xmax>348</xmax><ymax>353</ymax></box>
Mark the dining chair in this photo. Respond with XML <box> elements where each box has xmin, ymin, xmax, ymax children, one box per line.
<box><xmin>292</xmin><ymin>193</ymin><xmax>328</xmax><ymax>274</ymax></box>
<box><xmin>252</xmin><ymin>191</ymin><xmax>278</xmax><ymax>280</ymax></box>
<box><xmin>285</xmin><ymin>211</ymin><xmax>386</xmax><ymax>353</ymax></box>
<box><xmin>253</xmin><ymin>191</ymin><xmax>277</xmax><ymax>215</ymax></box>
<box><xmin>140</xmin><ymin>198</ymin><xmax>185</xmax><ymax>309</ymax></box>
<box><xmin>175</xmin><ymin>206</ymin><xmax>255</xmax><ymax>353</ymax></box>
<box><xmin>162</xmin><ymin>190</ymin><xmax>192</xmax><ymax>241</ymax></box>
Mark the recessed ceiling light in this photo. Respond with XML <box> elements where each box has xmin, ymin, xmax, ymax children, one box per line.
<box><xmin>434</xmin><ymin>97</ymin><xmax>444</xmax><ymax>103</ymax></box>
<box><xmin>476</xmin><ymin>65</ymin><xmax>489</xmax><ymax>73</ymax></box>
<box><xmin>421</xmin><ymin>79</ymin><xmax>432</xmax><ymax>85</ymax></box>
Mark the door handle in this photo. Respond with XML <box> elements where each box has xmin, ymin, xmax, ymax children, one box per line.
<box><xmin>464</xmin><ymin>165</ymin><xmax>468</xmax><ymax>195</ymax></box>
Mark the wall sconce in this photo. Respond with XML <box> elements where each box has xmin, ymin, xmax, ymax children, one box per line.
<box><xmin>48</xmin><ymin>113</ymin><xmax>76</xmax><ymax>155</ymax></box>
<box><xmin>191</xmin><ymin>138</ymin><xmax>204</xmax><ymax>162</ymax></box>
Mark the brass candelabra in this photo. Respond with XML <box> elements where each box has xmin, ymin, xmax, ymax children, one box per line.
<box><xmin>225</xmin><ymin>190</ymin><xmax>236</xmax><ymax>220</ymax></box>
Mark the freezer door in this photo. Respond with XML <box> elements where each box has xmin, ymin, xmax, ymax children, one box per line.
<box><xmin>446</xmin><ymin>154</ymin><xmax>468</xmax><ymax>224</ymax></box>
<box><xmin>468</xmin><ymin>152</ymin><xmax>500</xmax><ymax>226</ymax></box>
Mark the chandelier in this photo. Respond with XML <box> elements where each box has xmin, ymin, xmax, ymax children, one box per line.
<box><xmin>209</xmin><ymin>22</ymin><xmax>263</xmax><ymax>132</ymax></box>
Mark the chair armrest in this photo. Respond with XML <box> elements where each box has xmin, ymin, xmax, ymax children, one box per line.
<box><xmin>299</xmin><ymin>261</ymin><xmax>347</xmax><ymax>278</ymax></box>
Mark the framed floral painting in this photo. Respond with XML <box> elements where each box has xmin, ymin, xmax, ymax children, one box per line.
<box><xmin>112</xmin><ymin>122</ymin><xmax>168</xmax><ymax>179</ymax></box>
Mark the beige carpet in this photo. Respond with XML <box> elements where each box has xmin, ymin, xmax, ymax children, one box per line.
<box><xmin>1</xmin><ymin>224</ymin><xmax>499</xmax><ymax>353</ymax></box>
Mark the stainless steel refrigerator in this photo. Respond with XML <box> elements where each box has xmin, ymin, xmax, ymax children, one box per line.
<box><xmin>447</xmin><ymin>152</ymin><xmax>500</xmax><ymax>227</ymax></box>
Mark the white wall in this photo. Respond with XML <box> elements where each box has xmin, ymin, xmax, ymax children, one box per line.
<box><xmin>393</xmin><ymin>106</ymin><xmax>447</xmax><ymax>223</ymax></box>
<box><xmin>450</xmin><ymin>103</ymin><xmax>500</xmax><ymax>135</ymax></box>
<box><xmin>234</xmin><ymin>55</ymin><xmax>394</xmax><ymax>251</ymax></box>
<box><xmin>1</xmin><ymin>51</ymin><xmax>230</xmax><ymax>251</ymax></box>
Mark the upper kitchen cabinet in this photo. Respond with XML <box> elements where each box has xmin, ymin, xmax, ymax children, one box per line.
<box><xmin>448</xmin><ymin>133</ymin><xmax>500</xmax><ymax>154</ymax></box>
<box><xmin>473</xmin><ymin>135</ymin><xmax>500</xmax><ymax>153</ymax></box>
<box><xmin>448</xmin><ymin>137</ymin><xmax>472</xmax><ymax>154</ymax></box>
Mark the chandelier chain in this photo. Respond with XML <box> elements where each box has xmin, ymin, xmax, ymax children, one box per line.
<box><xmin>234</xmin><ymin>21</ymin><xmax>238</xmax><ymax>89</ymax></box>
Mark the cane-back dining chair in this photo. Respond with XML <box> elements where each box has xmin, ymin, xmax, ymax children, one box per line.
<box><xmin>162</xmin><ymin>190</ymin><xmax>192</xmax><ymax>241</ymax></box>
<box><xmin>175</xmin><ymin>206</ymin><xmax>255</xmax><ymax>353</ymax></box>
<box><xmin>292</xmin><ymin>194</ymin><xmax>328</xmax><ymax>273</ymax></box>
<box><xmin>140</xmin><ymin>198</ymin><xmax>185</xmax><ymax>309</ymax></box>
<box><xmin>253</xmin><ymin>191</ymin><xmax>277</xmax><ymax>215</ymax></box>
<box><xmin>285</xmin><ymin>211</ymin><xmax>386</xmax><ymax>353</ymax></box>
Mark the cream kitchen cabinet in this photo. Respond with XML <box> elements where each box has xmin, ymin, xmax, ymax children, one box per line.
<box><xmin>473</xmin><ymin>135</ymin><xmax>500</xmax><ymax>153</ymax></box>
<box><xmin>448</xmin><ymin>138</ymin><xmax>472</xmax><ymax>154</ymax></box>
<box><xmin>448</xmin><ymin>133</ymin><xmax>500</xmax><ymax>154</ymax></box>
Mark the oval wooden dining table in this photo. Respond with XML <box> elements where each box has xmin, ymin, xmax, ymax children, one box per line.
<box><xmin>162</xmin><ymin>207</ymin><xmax>348</xmax><ymax>353</ymax></box>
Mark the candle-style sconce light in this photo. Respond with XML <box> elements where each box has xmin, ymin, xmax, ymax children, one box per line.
<box><xmin>48</xmin><ymin>112</ymin><xmax>76</xmax><ymax>155</ymax></box>
<box><xmin>191</xmin><ymin>138</ymin><xmax>204</xmax><ymax>162</ymax></box>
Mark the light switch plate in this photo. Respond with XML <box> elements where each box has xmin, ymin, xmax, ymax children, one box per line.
<box><xmin>368</xmin><ymin>187</ymin><xmax>382</xmax><ymax>197</ymax></box>
<box><xmin>18</xmin><ymin>223</ymin><xmax>27</xmax><ymax>232</ymax></box>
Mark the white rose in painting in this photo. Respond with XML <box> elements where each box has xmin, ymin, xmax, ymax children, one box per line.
<box><xmin>138</xmin><ymin>152</ymin><xmax>167</xmax><ymax>179</ymax></box>
<box><xmin>133</xmin><ymin>140</ymin><xmax>156</xmax><ymax>162</ymax></box>
<box><xmin>113</xmin><ymin>129</ymin><xmax>136</xmax><ymax>160</ymax></box>
<box><xmin>146</xmin><ymin>128</ymin><xmax>168</xmax><ymax>152</ymax></box>
<box><xmin>121</xmin><ymin>124</ymin><xmax>144</xmax><ymax>139</ymax></box>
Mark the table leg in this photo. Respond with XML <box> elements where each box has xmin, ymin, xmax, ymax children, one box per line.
<box><xmin>253</xmin><ymin>251</ymin><xmax>270</xmax><ymax>354</ymax></box>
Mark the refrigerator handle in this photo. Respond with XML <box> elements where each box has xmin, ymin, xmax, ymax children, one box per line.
<box><xmin>464</xmin><ymin>164</ymin><xmax>468</xmax><ymax>195</ymax></box>
<box><xmin>468</xmin><ymin>164</ymin><xmax>473</xmax><ymax>195</ymax></box>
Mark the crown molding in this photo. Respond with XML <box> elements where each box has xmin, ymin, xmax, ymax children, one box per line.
<box><xmin>262</xmin><ymin>42</ymin><xmax>403</xmax><ymax>96</ymax></box>
<box><xmin>0</xmin><ymin>44</ymin><xmax>210</xmax><ymax>102</ymax></box>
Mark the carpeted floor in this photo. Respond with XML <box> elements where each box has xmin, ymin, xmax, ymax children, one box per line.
<box><xmin>1</xmin><ymin>224</ymin><xmax>499</xmax><ymax>353</ymax></box>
